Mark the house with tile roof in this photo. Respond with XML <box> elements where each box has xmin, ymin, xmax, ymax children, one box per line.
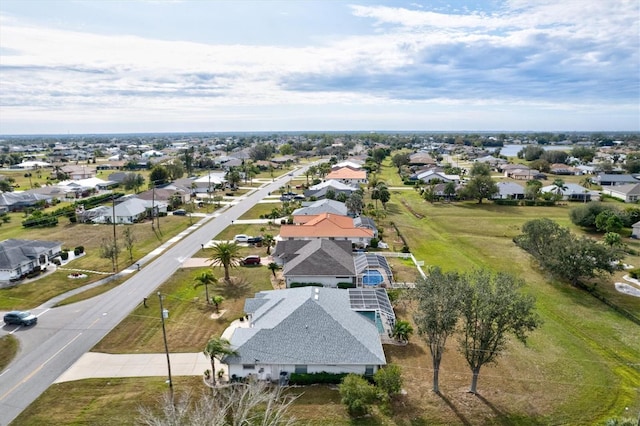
<box><xmin>325</xmin><ymin>167</ymin><xmax>368</xmax><ymax>185</ymax></box>
<box><xmin>223</xmin><ymin>287</ymin><xmax>388</xmax><ymax>381</ymax></box>
<box><xmin>279</xmin><ymin>213</ymin><xmax>374</xmax><ymax>247</ymax></box>
<box><xmin>0</xmin><ymin>239</ymin><xmax>62</xmax><ymax>284</ymax></box>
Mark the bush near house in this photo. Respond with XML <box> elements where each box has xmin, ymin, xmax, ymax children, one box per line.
<box><xmin>290</xmin><ymin>372</ymin><xmax>348</xmax><ymax>385</ymax></box>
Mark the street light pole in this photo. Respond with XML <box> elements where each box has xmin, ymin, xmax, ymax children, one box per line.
<box><xmin>157</xmin><ymin>292</ymin><xmax>173</xmax><ymax>403</ymax></box>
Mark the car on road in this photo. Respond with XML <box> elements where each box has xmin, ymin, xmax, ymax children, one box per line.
<box><xmin>4</xmin><ymin>311</ymin><xmax>37</xmax><ymax>326</ymax></box>
<box><xmin>241</xmin><ymin>255</ymin><xmax>261</xmax><ymax>266</ymax></box>
<box><xmin>172</xmin><ymin>209</ymin><xmax>187</xmax><ymax>216</ymax></box>
<box><xmin>234</xmin><ymin>234</ymin><xmax>250</xmax><ymax>243</ymax></box>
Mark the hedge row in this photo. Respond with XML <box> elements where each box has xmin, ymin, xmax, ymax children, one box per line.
<box><xmin>289</xmin><ymin>371</ymin><xmax>349</xmax><ymax>385</ymax></box>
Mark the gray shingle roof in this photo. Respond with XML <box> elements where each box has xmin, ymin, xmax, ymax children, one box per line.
<box><xmin>292</xmin><ymin>199</ymin><xmax>348</xmax><ymax>217</ymax></box>
<box><xmin>0</xmin><ymin>239</ymin><xmax>61</xmax><ymax>269</ymax></box>
<box><xmin>226</xmin><ymin>287</ymin><xmax>386</xmax><ymax>365</ymax></box>
<box><xmin>282</xmin><ymin>240</ymin><xmax>355</xmax><ymax>277</ymax></box>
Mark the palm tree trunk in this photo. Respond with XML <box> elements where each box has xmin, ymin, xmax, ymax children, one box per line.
<box><xmin>210</xmin><ymin>357</ymin><xmax>217</xmax><ymax>386</ymax></box>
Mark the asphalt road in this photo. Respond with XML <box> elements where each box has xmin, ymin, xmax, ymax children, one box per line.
<box><xmin>0</xmin><ymin>165</ymin><xmax>314</xmax><ymax>425</ymax></box>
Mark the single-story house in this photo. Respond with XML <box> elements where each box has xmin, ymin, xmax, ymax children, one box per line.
<box><xmin>541</xmin><ymin>183</ymin><xmax>592</xmax><ymax>201</ymax></box>
<box><xmin>601</xmin><ymin>183</ymin><xmax>640</xmax><ymax>203</ymax></box>
<box><xmin>333</xmin><ymin>160</ymin><xmax>363</xmax><ymax>170</ymax></box>
<box><xmin>78</xmin><ymin>195</ymin><xmax>166</xmax><ymax>224</ymax></box>
<box><xmin>0</xmin><ymin>192</ymin><xmax>53</xmax><ymax>212</ymax></box>
<box><xmin>276</xmin><ymin>239</ymin><xmax>356</xmax><ymax>288</ymax></box>
<box><xmin>280</xmin><ymin>213</ymin><xmax>374</xmax><ymax>247</ymax></box>
<box><xmin>59</xmin><ymin>165</ymin><xmax>96</xmax><ymax>180</ymax></box>
<box><xmin>412</xmin><ymin>170</ymin><xmax>460</xmax><ymax>184</ymax></box>
<box><xmin>325</xmin><ymin>167</ymin><xmax>368</xmax><ymax>185</ymax></box>
<box><xmin>0</xmin><ymin>239</ymin><xmax>62</xmax><ymax>283</ymax></box>
<box><xmin>632</xmin><ymin>221</ymin><xmax>640</xmax><ymax>239</ymax></box>
<box><xmin>596</xmin><ymin>174</ymin><xmax>640</xmax><ymax>186</ymax></box>
<box><xmin>304</xmin><ymin>180</ymin><xmax>358</xmax><ymax>199</ymax></box>
<box><xmin>409</xmin><ymin>152</ymin><xmax>437</xmax><ymax>166</ymax></box>
<box><xmin>223</xmin><ymin>287</ymin><xmax>388</xmax><ymax>381</ymax></box>
<box><xmin>190</xmin><ymin>173</ymin><xmax>227</xmax><ymax>194</ymax></box>
<box><xmin>494</xmin><ymin>182</ymin><xmax>526</xmax><ymax>200</ymax></box>
<box><xmin>292</xmin><ymin>199</ymin><xmax>349</xmax><ymax>217</ymax></box>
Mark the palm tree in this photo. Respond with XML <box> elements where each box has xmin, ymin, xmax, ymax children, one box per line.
<box><xmin>263</xmin><ymin>234</ymin><xmax>275</xmax><ymax>254</ymax></box>
<box><xmin>208</xmin><ymin>241</ymin><xmax>242</xmax><ymax>282</ymax></box>
<box><xmin>392</xmin><ymin>320</ymin><xmax>414</xmax><ymax>343</ymax></box>
<box><xmin>203</xmin><ymin>337</ymin><xmax>237</xmax><ymax>386</ymax></box>
<box><xmin>194</xmin><ymin>270</ymin><xmax>218</xmax><ymax>305</ymax></box>
<box><xmin>211</xmin><ymin>295</ymin><xmax>225</xmax><ymax>313</ymax></box>
<box><xmin>268</xmin><ymin>262</ymin><xmax>279</xmax><ymax>278</ymax></box>
<box><xmin>580</xmin><ymin>176</ymin><xmax>592</xmax><ymax>203</ymax></box>
<box><xmin>552</xmin><ymin>178</ymin><xmax>568</xmax><ymax>201</ymax></box>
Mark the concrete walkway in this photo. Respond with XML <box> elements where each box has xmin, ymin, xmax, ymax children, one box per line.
<box><xmin>54</xmin><ymin>318</ymin><xmax>249</xmax><ymax>383</ymax></box>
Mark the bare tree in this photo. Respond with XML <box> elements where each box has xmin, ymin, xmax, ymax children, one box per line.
<box><xmin>122</xmin><ymin>227</ymin><xmax>135</xmax><ymax>262</ymax></box>
<box><xmin>138</xmin><ymin>380</ymin><xmax>298</xmax><ymax>426</ymax></box>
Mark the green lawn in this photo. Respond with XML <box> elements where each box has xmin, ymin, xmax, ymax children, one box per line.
<box><xmin>10</xmin><ymin>158</ymin><xmax>640</xmax><ymax>425</ymax></box>
<box><xmin>0</xmin><ymin>335</ymin><xmax>19</xmax><ymax>372</ymax></box>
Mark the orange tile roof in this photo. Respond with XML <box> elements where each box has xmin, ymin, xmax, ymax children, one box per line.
<box><xmin>280</xmin><ymin>213</ymin><xmax>374</xmax><ymax>239</ymax></box>
<box><xmin>325</xmin><ymin>167</ymin><xmax>367</xmax><ymax>180</ymax></box>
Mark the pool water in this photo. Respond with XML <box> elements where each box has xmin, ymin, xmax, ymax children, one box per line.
<box><xmin>362</xmin><ymin>269</ymin><xmax>384</xmax><ymax>286</ymax></box>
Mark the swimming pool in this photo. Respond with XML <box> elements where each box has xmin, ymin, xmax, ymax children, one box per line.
<box><xmin>362</xmin><ymin>269</ymin><xmax>384</xmax><ymax>286</ymax></box>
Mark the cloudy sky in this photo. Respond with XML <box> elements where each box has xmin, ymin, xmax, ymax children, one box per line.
<box><xmin>0</xmin><ymin>0</ymin><xmax>638</xmax><ymax>135</ymax></box>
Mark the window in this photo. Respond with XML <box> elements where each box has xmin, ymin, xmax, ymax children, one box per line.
<box><xmin>365</xmin><ymin>365</ymin><xmax>374</xmax><ymax>376</ymax></box>
<box><xmin>294</xmin><ymin>365</ymin><xmax>307</xmax><ymax>374</ymax></box>
<box><xmin>242</xmin><ymin>364</ymin><xmax>255</xmax><ymax>370</ymax></box>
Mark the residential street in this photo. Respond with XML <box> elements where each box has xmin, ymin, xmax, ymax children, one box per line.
<box><xmin>0</xmin><ymin>165</ymin><xmax>313</xmax><ymax>425</ymax></box>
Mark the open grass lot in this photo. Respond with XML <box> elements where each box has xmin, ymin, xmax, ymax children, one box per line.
<box><xmin>11</xmin><ymin>376</ymin><xmax>203</xmax><ymax>426</ymax></box>
<box><xmin>0</xmin><ymin>212</ymin><xmax>197</xmax><ymax>310</ymax></box>
<box><xmin>12</xmin><ymin>160</ymin><xmax>640</xmax><ymax>425</ymax></box>
<box><xmin>93</xmin><ymin>265</ymin><xmax>273</xmax><ymax>354</ymax></box>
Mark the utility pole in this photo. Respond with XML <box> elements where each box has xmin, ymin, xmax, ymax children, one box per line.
<box><xmin>111</xmin><ymin>194</ymin><xmax>118</xmax><ymax>272</ymax></box>
<box><xmin>158</xmin><ymin>292</ymin><xmax>173</xmax><ymax>403</ymax></box>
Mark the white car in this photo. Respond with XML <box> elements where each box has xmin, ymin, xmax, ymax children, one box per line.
<box><xmin>234</xmin><ymin>234</ymin><xmax>250</xmax><ymax>243</ymax></box>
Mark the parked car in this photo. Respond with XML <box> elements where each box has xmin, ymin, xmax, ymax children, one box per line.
<box><xmin>247</xmin><ymin>236</ymin><xmax>263</xmax><ymax>245</ymax></box>
<box><xmin>293</xmin><ymin>195</ymin><xmax>305</xmax><ymax>200</ymax></box>
<box><xmin>241</xmin><ymin>255</ymin><xmax>261</xmax><ymax>266</ymax></box>
<box><xmin>234</xmin><ymin>234</ymin><xmax>250</xmax><ymax>243</ymax></box>
<box><xmin>4</xmin><ymin>310</ymin><xmax>37</xmax><ymax>326</ymax></box>
<box><xmin>172</xmin><ymin>209</ymin><xmax>187</xmax><ymax>216</ymax></box>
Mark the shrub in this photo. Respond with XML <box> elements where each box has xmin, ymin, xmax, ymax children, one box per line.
<box><xmin>401</xmin><ymin>245</ymin><xmax>410</xmax><ymax>253</ymax></box>
<box><xmin>337</xmin><ymin>282</ymin><xmax>356</xmax><ymax>289</ymax></box>
<box><xmin>60</xmin><ymin>252</ymin><xmax>69</xmax><ymax>261</ymax></box>
<box><xmin>339</xmin><ymin>374</ymin><xmax>377</xmax><ymax>417</ymax></box>
<box><xmin>369</xmin><ymin>238</ymin><xmax>379</xmax><ymax>248</ymax></box>
<box><xmin>289</xmin><ymin>282</ymin><xmax>323</xmax><ymax>288</ymax></box>
<box><xmin>74</xmin><ymin>248</ymin><xmax>81</xmax><ymax>256</ymax></box>
<box><xmin>52</xmin><ymin>258</ymin><xmax>62</xmax><ymax>266</ymax></box>
<box><xmin>74</xmin><ymin>246</ymin><xmax>84</xmax><ymax>254</ymax></box>
<box><xmin>493</xmin><ymin>199</ymin><xmax>519</xmax><ymax>206</ymax></box>
<box><xmin>373</xmin><ymin>364</ymin><xmax>403</xmax><ymax>400</ymax></box>
<box><xmin>290</xmin><ymin>371</ymin><xmax>348</xmax><ymax>385</ymax></box>
<box><xmin>629</xmin><ymin>268</ymin><xmax>640</xmax><ymax>279</ymax></box>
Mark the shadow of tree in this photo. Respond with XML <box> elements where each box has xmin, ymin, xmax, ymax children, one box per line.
<box><xmin>214</xmin><ymin>276</ymin><xmax>251</xmax><ymax>299</ymax></box>
<box><xmin>437</xmin><ymin>392</ymin><xmax>472</xmax><ymax>426</ymax></box>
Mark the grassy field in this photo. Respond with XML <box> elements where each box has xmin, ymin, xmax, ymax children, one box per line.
<box><xmin>11</xmin><ymin>160</ymin><xmax>640</xmax><ymax>425</ymax></box>
<box><xmin>0</xmin><ymin>212</ymin><xmax>196</xmax><ymax>310</ymax></box>
<box><xmin>93</xmin><ymin>265</ymin><xmax>273</xmax><ymax>353</ymax></box>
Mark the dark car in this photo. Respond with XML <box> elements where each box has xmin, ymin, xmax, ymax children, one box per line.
<box><xmin>172</xmin><ymin>209</ymin><xmax>187</xmax><ymax>216</ymax></box>
<box><xmin>247</xmin><ymin>236</ymin><xmax>263</xmax><ymax>245</ymax></box>
<box><xmin>4</xmin><ymin>310</ymin><xmax>37</xmax><ymax>326</ymax></box>
<box><xmin>241</xmin><ymin>255</ymin><xmax>261</xmax><ymax>266</ymax></box>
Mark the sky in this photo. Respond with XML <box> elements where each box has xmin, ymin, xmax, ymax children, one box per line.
<box><xmin>0</xmin><ymin>0</ymin><xmax>638</xmax><ymax>135</ymax></box>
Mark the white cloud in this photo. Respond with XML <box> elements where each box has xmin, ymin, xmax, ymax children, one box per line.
<box><xmin>0</xmin><ymin>0</ymin><xmax>638</xmax><ymax>133</ymax></box>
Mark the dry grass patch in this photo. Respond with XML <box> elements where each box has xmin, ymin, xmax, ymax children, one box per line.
<box><xmin>93</xmin><ymin>266</ymin><xmax>273</xmax><ymax>354</ymax></box>
<box><xmin>12</xmin><ymin>376</ymin><xmax>202</xmax><ymax>426</ymax></box>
